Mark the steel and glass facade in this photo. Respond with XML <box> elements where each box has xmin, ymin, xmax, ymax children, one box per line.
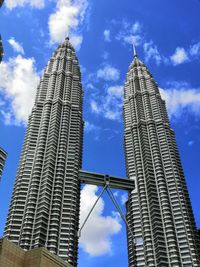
<box><xmin>4</xmin><ymin>37</ymin><xmax>200</xmax><ymax>267</ymax></box>
<box><xmin>0</xmin><ymin>34</ymin><xmax>3</xmax><ymax>63</ymax></box>
<box><xmin>4</xmin><ymin>38</ymin><xmax>83</xmax><ymax>266</ymax></box>
<box><xmin>0</xmin><ymin>147</ymin><xmax>7</xmax><ymax>180</ymax></box>
<box><xmin>124</xmin><ymin>53</ymin><xmax>200</xmax><ymax>266</ymax></box>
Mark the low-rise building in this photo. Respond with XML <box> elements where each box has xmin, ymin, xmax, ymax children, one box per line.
<box><xmin>0</xmin><ymin>238</ymin><xmax>72</xmax><ymax>267</ymax></box>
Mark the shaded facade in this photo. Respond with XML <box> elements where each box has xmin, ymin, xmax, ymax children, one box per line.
<box><xmin>4</xmin><ymin>38</ymin><xmax>83</xmax><ymax>266</ymax></box>
<box><xmin>0</xmin><ymin>147</ymin><xmax>7</xmax><ymax>180</ymax></box>
<box><xmin>124</xmin><ymin>52</ymin><xmax>200</xmax><ymax>266</ymax></box>
<box><xmin>0</xmin><ymin>34</ymin><xmax>3</xmax><ymax>63</ymax></box>
<box><xmin>0</xmin><ymin>0</ymin><xmax>4</xmax><ymax>8</ymax></box>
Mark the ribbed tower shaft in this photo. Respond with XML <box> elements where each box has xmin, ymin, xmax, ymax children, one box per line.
<box><xmin>4</xmin><ymin>38</ymin><xmax>83</xmax><ymax>266</ymax></box>
<box><xmin>124</xmin><ymin>55</ymin><xmax>200</xmax><ymax>266</ymax></box>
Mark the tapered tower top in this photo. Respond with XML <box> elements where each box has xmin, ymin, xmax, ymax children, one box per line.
<box><xmin>59</xmin><ymin>36</ymin><xmax>74</xmax><ymax>50</ymax></box>
<box><xmin>129</xmin><ymin>45</ymin><xmax>146</xmax><ymax>70</ymax></box>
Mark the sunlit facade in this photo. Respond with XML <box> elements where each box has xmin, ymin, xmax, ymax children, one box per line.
<box><xmin>124</xmin><ymin>52</ymin><xmax>200</xmax><ymax>266</ymax></box>
<box><xmin>0</xmin><ymin>147</ymin><xmax>7</xmax><ymax>180</ymax></box>
<box><xmin>4</xmin><ymin>38</ymin><xmax>83</xmax><ymax>266</ymax></box>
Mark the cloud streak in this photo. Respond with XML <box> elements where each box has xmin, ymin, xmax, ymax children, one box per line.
<box><xmin>116</xmin><ymin>21</ymin><xmax>143</xmax><ymax>46</ymax></box>
<box><xmin>160</xmin><ymin>86</ymin><xmax>200</xmax><ymax>119</ymax></box>
<box><xmin>97</xmin><ymin>65</ymin><xmax>120</xmax><ymax>81</ymax></box>
<box><xmin>90</xmin><ymin>85</ymin><xmax>123</xmax><ymax>121</ymax></box>
<box><xmin>5</xmin><ymin>0</ymin><xmax>45</xmax><ymax>9</ymax></box>
<box><xmin>143</xmin><ymin>41</ymin><xmax>163</xmax><ymax>65</ymax></box>
<box><xmin>8</xmin><ymin>38</ymin><xmax>24</xmax><ymax>55</ymax></box>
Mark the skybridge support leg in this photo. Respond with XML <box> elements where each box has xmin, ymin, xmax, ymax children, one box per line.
<box><xmin>78</xmin><ymin>176</ymin><xmax>135</xmax><ymax>242</ymax></box>
<box><xmin>77</xmin><ymin>184</ymin><xmax>108</xmax><ymax>238</ymax></box>
<box><xmin>106</xmin><ymin>186</ymin><xmax>135</xmax><ymax>240</ymax></box>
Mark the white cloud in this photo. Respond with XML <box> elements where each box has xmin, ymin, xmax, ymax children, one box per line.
<box><xmin>131</xmin><ymin>21</ymin><xmax>141</xmax><ymax>34</ymax></box>
<box><xmin>107</xmin><ymin>85</ymin><xmax>123</xmax><ymax>97</ymax></box>
<box><xmin>113</xmin><ymin>191</ymin><xmax>118</xmax><ymax>197</ymax></box>
<box><xmin>143</xmin><ymin>41</ymin><xmax>162</xmax><ymax>65</ymax></box>
<box><xmin>69</xmin><ymin>35</ymin><xmax>83</xmax><ymax>50</ymax></box>
<box><xmin>169</xmin><ymin>42</ymin><xmax>200</xmax><ymax>65</ymax></box>
<box><xmin>116</xmin><ymin>21</ymin><xmax>142</xmax><ymax>46</ymax></box>
<box><xmin>79</xmin><ymin>185</ymin><xmax>122</xmax><ymax>256</ymax></box>
<box><xmin>0</xmin><ymin>55</ymin><xmax>40</xmax><ymax>125</ymax></box>
<box><xmin>97</xmin><ymin>65</ymin><xmax>120</xmax><ymax>81</ymax></box>
<box><xmin>5</xmin><ymin>0</ymin><xmax>45</xmax><ymax>9</ymax></box>
<box><xmin>160</xmin><ymin>87</ymin><xmax>200</xmax><ymax>119</ymax></box>
<box><xmin>1</xmin><ymin>111</ymin><xmax>12</xmax><ymax>125</ymax></box>
<box><xmin>190</xmin><ymin>42</ymin><xmax>200</xmax><ymax>57</ymax></box>
<box><xmin>102</xmin><ymin>51</ymin><xmax>109</xmax><ymax>60</ymax></box>
<box><xmin>123</xmin><ymin>35</ymin><xmax>141</xmax><ymax>46</ymax></box>
<box><xmin>188</xmin><ymin>140</ymin><xmax>194</xmax><ymax>146</ymax></box>
<box><xmin>120</xmin><ymin>192</ymin><xmax>128</xmax><ymax>205</ymax></box>
<box><xmin>103</xmin><ymin>30</ymin><xmax>111</xmax><ymax>42</ymax></box>
<box><xmin>90</xmin><ymin>85</ymin><xmax>123</xmax><ymax>121</ymax></box>
<box><xmin>170</xmin><ymin>47</ymin><xmax>189</xmax><ymax>65</ymax></box>
<box><xmin>48</xmin><ymin>0</ymin><xmax>88</xmax><ymax>49</ymax></box>
<box><xmin>104</xmin><ymin>85</ymin><xmax>123</xmax><ymax>121</ymax></box>
<box><xmin>91</xmin><ymin>100</ymin><xmax>101</xmax><ymax>114</ymax></box>
<box><xmin>86</xmin><ymin>83</ymin><xmax>95</xmax><ymax>90</ymax></box>
<box><xmin>84</xmin><ymin>120</ymin><xmax>100</xmax><ymax>133</ymax></box>
<box><xmin>8</xmin><ymin>37</ymin><xmax>24</xmax><ymax>55</ymax></box>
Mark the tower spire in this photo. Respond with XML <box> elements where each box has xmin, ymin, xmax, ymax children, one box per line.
<box><xmin>133</xmin><ymin>44</ymin><xmax>137</xmax><ymax>57</ymax></box>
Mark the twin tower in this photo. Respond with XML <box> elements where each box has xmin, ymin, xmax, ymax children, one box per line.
<box><xmin>4</xmin><ymin>38</ymin><xmax>200</xmax><ymax>266</ymax></box>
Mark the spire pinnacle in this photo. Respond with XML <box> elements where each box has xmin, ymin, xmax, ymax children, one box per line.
<box><xmin>133</xmin><ymin>44</ymin><xmax>137</xmax><ymax>57</ymax></box>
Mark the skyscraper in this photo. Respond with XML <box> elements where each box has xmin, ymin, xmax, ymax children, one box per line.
<box><xmin>4</xmin><ymin>38</ymin><xmax>83</xmax><ymax>266</ymax></box>
<box><xmin>4</xmin><ymin>36</ymin><xmax>200</xmax><ymax>267</ymax></box>
<box><xmin>0</xmin><ymin>34</ymin><xmax>3</xmax><ymax>63</ymax></box>
<box><xmin>124</xmin><ymin>51</ymin><xmax>200</xmax><ymax>266</ymax></box>
<box><xmin>0</xmin><ymin>147</ymin><xmax>7</xmax><ymax>180</ymax></box>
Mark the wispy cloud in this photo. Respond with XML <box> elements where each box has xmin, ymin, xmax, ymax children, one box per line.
<box><xmin>84</xmin><ymin>120</ymin><xmax>100</xmax><ymax>133</ymax></box>
<box><xmin>91</xmin><ymin>99</ymin><xmax>101</xmax><ymax>114</ymax></box>
<box><xmin>79</xmin><ymin>185</ymin><xmax>122</xmax><ymax>256</ymax></box>
<box><xmin>48</xmin><ymin>0</ymin><xmax>89</xmax><ymax>49</ymax></box>
<box><xmin>5</xmin><ymin>0</ymin><xmax>45</xmax><ymax>9</ymax></box>
<box><xmin>143</xmin><ymin>41</ymin><xmax>200</xmax><ymax>66</ymax></box>
<box><xmin>0</xmin><ymin>55</ymin><xmax>39</xmax><ymax>125</ymax></box>
<box><xmin>190</xmin><ymin>42</ymin><xmax>200</xmax><ymax>57</ymax></box>
<box><xmin>188</xmin><ymin>140</ymin><xmax>195</xmax><ymax>146</ymax></box>
<box><xmin>90</xmin><ymin>85</ymin><xmax>123</xmax><ymax>121</ymax></box>
<box><xmin>8</xmin><ymin>37</ymin><xmax>24</xmax><ymax>55</ymax></box>
<box><xmin>116</xmin><ymin>21</ymin><xmax>143</xmax><ymax>46</ymax></box>
<box><xmin>160</xmin><ymin>85</ymin><xmax>200</xmax><ymax>119</ymax></box>
<box><xmin>170</xmin><ymin>47</ymin><xmax>189</xmax><ymax>65</ymax></box>
<box><xmin>103</xmin><ymin>29</ymin><xmax>111</xmax><ymax>42</ymax></box>
<box><xmin>120</xmin><ymin>192</ymin><xmax>128</xmax><ymax>205</ymax></box>
<box><xmin>143</xmin><ymin>41</ymin><xmax>163</xmax><ymax>65</ymax></box>
<box><xmin>115</xmin><ymin>19</ymin><xmax>200</xmax><ymax>66</ymax></box>
<box><xmin>97</xmin><ymin>65</ymin><xmax>120</xmax><ymax>81</ymax></box>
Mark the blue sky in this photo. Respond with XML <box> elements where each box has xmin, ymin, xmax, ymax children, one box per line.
<box><xmin>0</xmin><ymin>0</ymin><xmax>200</xmax><ymax>266</ymax></box>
